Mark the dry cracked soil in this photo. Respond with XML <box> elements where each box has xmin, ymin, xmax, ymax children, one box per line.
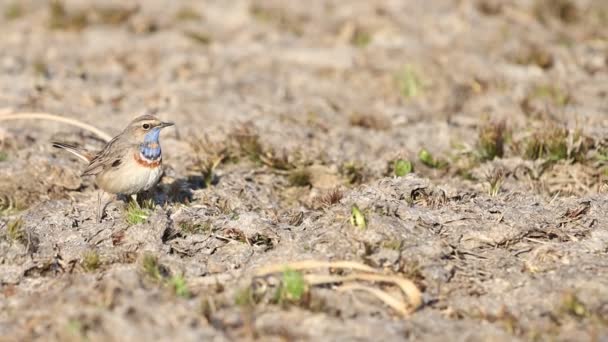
<box><xmin>1</xmin><ymin>0</ymin><xmax>608</xmax><ymax>341</ymax></box>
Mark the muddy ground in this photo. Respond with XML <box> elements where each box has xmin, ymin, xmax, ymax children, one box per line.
<box><xmin>1</xmin><ymin>0</ymin><xmax>608</xmax><ymax>341</ymax></box>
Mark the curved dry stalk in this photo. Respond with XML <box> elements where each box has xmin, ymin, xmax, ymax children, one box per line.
<box><xmin>253</xmin><ymin>260</ymin><xmax>422</xmax><ymax>316</ymax></box>
<box><xmin>337</xmin><ymin>283</ymin><xmax>410</xmax><ymax>317</ymax></box>
<box><xmin>304</xmin><ymin>273</ymin><xmax>422</xmax><ymax>314</ymax></box>
<box><xmin>254</xmin><ymin>260</ymin><xmax>378</xmax><ymax>276</ymax></box>
<box><xmin>0</xmin><ymin>112</ymin><xmax>112</xmax><ymax>142</ymax></box>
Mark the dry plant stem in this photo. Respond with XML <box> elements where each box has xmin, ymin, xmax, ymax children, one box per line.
<box><xmin>0</xmin><ymin>112</ymin><xmax>113</xmax><ymax>142</ymax></box>
<box><xmin>97</xmin><ymin>191</ymin><xmax>103</xmax><ymax>223</ymax></box>
<box><xmin>253</xmin><ymin>260</ymin><xmax>378</xmax><ymax>276</ymax></box>
<box><xmin>254</xmin><ymin>260</ymin><xmax>423</xmax><ymax>316</ymax></box>
<box><xmin>337</xmin><ymin>283</ymin><xmax>411</xmax><ymax>317</ymax></box>
<box><xmin>305</xmin><ymin>273</ymin><xmax>422</xmax><ymax>314</ymax></box>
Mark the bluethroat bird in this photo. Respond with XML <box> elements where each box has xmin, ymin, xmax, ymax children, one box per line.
<box><xmin>52</xmin><ymin>114</ymin><xmax>174</xmax><ymax>221</ymax></box>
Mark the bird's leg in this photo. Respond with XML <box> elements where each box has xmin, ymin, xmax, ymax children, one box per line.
<box><xmin>130</xmin><ymin>194</ymin><xmax>140</xmax><ymax>208</ymax></box>
<box><xmin>96</xmin><ymin>191</ymin><xmax>114</xmax><ymax>223</ymax></box>
<box><xmin>96</xmin><ymin>191</ymin><xmax>104</xmax><ymax>223</ymax></box>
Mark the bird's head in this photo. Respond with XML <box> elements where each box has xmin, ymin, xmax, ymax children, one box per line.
<box><xmin>123</xmin><ymin>114</ymin><xmax>174</xmax><ymax>144</ymax></box>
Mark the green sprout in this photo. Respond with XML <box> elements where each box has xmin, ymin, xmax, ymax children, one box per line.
<box><xmin>418</xmin><ymin>149</ymin><xmax>447</xmax><ymax>168</ymax></box>
<box><xmin>560</xmin><ymin>292</ymin><xmax>587</xmax><ymax>318</ymax></box>
<box><xmin>340</xmin><ymin>161</ymin><xmax>366</xmax><ymax>184</ymax></box>
<box><xmin>4</xmin><ymin>2</ymin><xmax>23</xmax><ymax>20</ymax></box>
<box><xmin>234</xmin><ymin>287</ymin><xmax>255</xmax><ymax>307</ymax></box>
<box><xmin>141</xmin><ymin>253</ymin><xmax>163</xmax><ymax>282</ymax></box>
<box><xmin>351</xmin><ymin>29</ymin><xmax>372</xmax><ymax>47</ymax></box>
<box><xmin>48</xmin><ymin>0</ymin><xmax>88</xmax><ymax>31</ymax></box>
<box><xmin>7</xmin><ymin>218</ymin><xmax>26</xmax><ymax>244</ymax></box>
<box><xmin>276</xmin><ymin>269</ymin><xmax>307</xmax><ymax>303</ymax></box>
<box><xmin>169</xmin><ymin>274</ymin><xmax>190</xmax><ymax>298</ymax></box>
<box><xmin>485</xmin><ymin>167</ymin><xmax>505</xmax><ymax>197</ymax></box>
<box><xmin>174</xmin><ymin>7</ymin><xmax>201</xmax><ymax>21</ymax></box>
<box><xmin>350</xmin><ymin>205</ymin><xmax>366</xmax><ymax>229</ymax></box>
<box><xmin>183</xmin><ymin>30</ymin><xmax>211</xmax><ymax>45</ymax></box>
<box><xmin>477</xmin><ymin>121</ymin><xmax>506</xmax><ymax>161</ymax></box>
<box><xmin>531</xmin><ymin>84</ymin><xmax>570</xmax><ymax>106</ymax></box>
<box><xmin>523</xmin><ymin>127</ymin><xmax>568</xmax><ymax>161</ymax></box>
<box><xmin>231</xmin><ymin>126</ymin><xmax>264</xmax><ymax>163</ymax></box>
<box><xmin>396</xmin><ymin>65</ymin><xmax>423</xmax><ymax>99</ymax></box>
<box><xmin>394</xmin><ymin>159</ymin><xmax>413</xmax><ymax>177</ymax></box>
<box><xmin>81</xmin><ymin>250</ymin><xmax>101</xmax><ymax>272</ymax></box>
<box><xmin>179</xmin><ymin>221</ymin><xmax>212</xmax><ymax>235</ymax></box>
<box><xmin>125</xmin><ymin>199</ymin><xmax>153</xmax><ymax>225</ymax></box>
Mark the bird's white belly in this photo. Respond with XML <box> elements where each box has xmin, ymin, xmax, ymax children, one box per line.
<box><xmin>96</xmin><ymin>159</ymin><xmax>163</xmax><ymax>195</ymax></box>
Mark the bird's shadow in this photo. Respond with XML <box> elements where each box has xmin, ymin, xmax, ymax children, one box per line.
<box><xmin>152</xmin><ymin>173</ymin><xmax>220</xmax><ymax>206</ymax></box>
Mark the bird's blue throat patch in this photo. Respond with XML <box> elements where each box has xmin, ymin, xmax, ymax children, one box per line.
<box><xmin>140</xmin><ymin>128</ymin><xmax>162</xmax><ymax>160</ymax></box>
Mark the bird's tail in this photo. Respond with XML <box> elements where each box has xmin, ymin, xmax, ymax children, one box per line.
<box><xmin>52</xmin><ymin>142</ymin><xmax>95</xmax><ymax>163</ymax></box>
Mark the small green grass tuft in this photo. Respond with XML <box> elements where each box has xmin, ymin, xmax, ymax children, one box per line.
<box><xmin>569</xmin><ymin>129</ymin><xmax>594</xmax><ymax>162</ymax></box>
<box><xmin>250</xmin><ymin>5</ymin><xmax>279</xmax><ymax>22</ymax></box>
<box><xmin>81</xmin><ymin>250</ymin><xmax>101</xmax><ymax>272</ymax></box>
<box><xmin>234</xmin><ymin>287</ymin><xmax>255</xmax><ymax>307</ymax></box>
<box><xmin>175</xmin><ymin>7</ymin><xmax>201</xmax><ymax>21</ymax></box>
<box><xmin>477</xmin><ymin>121</ymin><xmax>506</xmax><ymax>161</ymax></box>
<box><xmin>340</xmin><ymin>161</ymin><xmax>366</xmax><ymax>184</ymax></box>
<box><xmin>418</xmin><ymin>149</ymin><xmax>448</xmax><ymax>169</ymax></box>
<box><xmin>169</xmin><ymin>274</ymin><xmax>190</xmax><ymax>298</ymax></box>
<box><xmin>0</xmin><ymin>194</ymin><xmax>23</xmax><ymax>217</ymax></box>
<box><xmin>7</xmin><ymin>218</ymin><xmax>26</xmax><ymax>244</ymax></box>
<box><xmin>351</xmin><ymin>29</ymin><xmax>372</xmax><ymax>47</ymax></box>
<box><xmin>276</xmin><ymin>269</ymin><xmax>307</xmax><ymax>304</ymax></box>
<box><xmin>141</xmin><ymin>253</ymin><xmax>163</xmax><ymax>282</ymax></box>
<box><xmin>231</xmin><ymin>126</ymin><xmax>264</xmax><ymax>163</ymax></box>
<box><xmin>93</xmin><ymin>6</ymin><xmax>137</xmax><ymax>26</ymax></box>
<box><xmin>0</xmin><ymin>151</ymin><xmax>7</xmax><ymax>162</ymax></box>
<box><xmin>201</xmin><ymin>159</ymin><xmax>221</xmax><ymax>188</ymax></box>
<box><xmin>393</xmin><ymin>159</ymin><xmax>413</xmax><ymax>177</ymax></box>
<box><xmin>125</xmin><ymin>200</ymin><xmax>153</xmax><ymax>225</ymax></box>
<box><xmin>183</xmin><ymin>30</ymin><xmax>212</xmax><ymax>45</ymax></box>
<box><xmin>485</xmin><ymin>167</ymin><xmax>505</xmax><ymax>197</ymax></box>
<box><xmin>178</xmin><ymin>221</ymin><xmax>212</xmax><ymax>235</ymax></box>
<box><xmin>32</xmin><ymin>58</ymin><xmax>49</xmax><ymax>77</ymax></box>
<box><xmin>260</xmin><ymin>149</ymin><xmax>299</xmax><ymax>170</ymax></box>
<box><xmin>560</xmin><ymin>291</ymin><xmax>587</xmax><ymax>318</ymax></box>
<box><xmin>48</xmin><ymin>0</ymin><xmax>88</xmax><ymax>31</ymax></box>
<box><xmin>523</xmin><ymin>127</ymin><xmax>568</xmax><ymax>161</ymax></box>
<box><xmin>451</xmin><ymin>153</ymin><xmax>479</xmax><ymax>180</ymax></box>
<box><xmin>66</xmin><ymin>319</ymin><xmax>86</xmax><ymax>339</ymax></box>
<box><xmin>288</xmin><ymin>168</ymin><xmax>311</xmax><ymax>187</ymax></box>
<box><xmin>141</xmin><ymin>253</ymin><xmax>190</xmax><ymax>297</ymax></box>
<box><xmin>350</xmin><ymin>205</ymin><xmax>367</xmax><ymax>229</ymax></box>
<box><xmin>595</xmin><ymin>147</ymin><xmax>608</xmax><ymax>162</ymax></box>
<box><xmin>381</xmin><ymin>239</ymin><xmax>402</xmax><ymax>250</ymax></box>
<box><xmin>249</xmin><ymin>5</ymin><xmax>302</xmax><ymax>35</ymax></box>
<box><xmin>530</xmin><ymin>84</ymin><xmax>570</xmax><ymax>106</ymax></box>
<box><xmin>189</xmin><ymin>135</ymin><xmax>230</xmax><ymax>187</ymax></box>
<box><xmin>4</xmin><ymin>2</ymin><xmax>23</xmax><ymax>20</ymax></box>
<box><xmin>395</xmin><ymin>65</ymin><xmax>423</xmax><ymax>99</ymax></box>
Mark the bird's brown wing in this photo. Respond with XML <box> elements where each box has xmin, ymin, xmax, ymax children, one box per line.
<box><xmin>82</xmin><ymin>135</ymin><xmax>129</xmax><ymax>176</ymax></box>
<box><xmin>51</xmin><ymin>142</ymin><xmax>96</xmax><ymax>163</ymax></box>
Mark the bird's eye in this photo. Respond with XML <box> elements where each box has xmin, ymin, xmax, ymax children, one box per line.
<box><xmin>142</xmin><ymin>123</ymin><xmax>150</xmax><ymax>130</ymax></box>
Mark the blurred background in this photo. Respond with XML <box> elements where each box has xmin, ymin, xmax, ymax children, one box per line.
<box><xmin>1</xmin><ymin>0</ymin><xmax>607</xmax><ymax>150</ymax></box>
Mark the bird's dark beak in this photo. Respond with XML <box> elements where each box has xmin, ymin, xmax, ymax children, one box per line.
<box><xmin>160</xmin><ymin>121</ymin><xmax>174</xmax><ymax>128</ymax></box>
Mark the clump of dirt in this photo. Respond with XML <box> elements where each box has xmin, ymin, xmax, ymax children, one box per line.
<box><xmin>1</xmin><ymin>0</ymin><xmax>608</xmax><ymax>340</ymax></box>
